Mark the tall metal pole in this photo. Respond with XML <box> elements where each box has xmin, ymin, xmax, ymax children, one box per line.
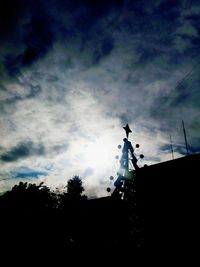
<box><xmin>182</xmin><ymin>120</ymin><xmax>189</xmax><ymax>156</ymax></box>
<box><xmin>123</xmin><ymin>124</ymin><xmax>132</xmax><ymax>172</ymax></box>
<box><xmin>169</xmin><ymin>135</ymin><xmax>174</xmax><ymax>160</ymax></box>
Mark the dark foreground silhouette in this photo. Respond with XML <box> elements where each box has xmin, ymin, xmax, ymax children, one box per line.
<box><xmin>0</xmin><ymin>176</ymin><xmax>144</xmax><ymax>263</ymax></box>
<box><xmin>2</xmin><ymin>153</ymin><xmax>200</xmax><ymax>262</ymax></box>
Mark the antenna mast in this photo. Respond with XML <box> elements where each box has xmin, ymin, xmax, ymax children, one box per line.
<box><xmin>182</xmin><ymin>120</ymin><xmax>189</xmax><ymax>156</ymax></box>
<box><xmin>169</xmin><ymin>135</ymin><xmax>174</xmax><ymax>160</ymax></box>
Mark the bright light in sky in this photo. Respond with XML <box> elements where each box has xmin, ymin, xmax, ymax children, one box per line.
<box><xmin>84</xmin><ymin>137</ymin><xmax>116</xmax><ymax>171</ymax></box>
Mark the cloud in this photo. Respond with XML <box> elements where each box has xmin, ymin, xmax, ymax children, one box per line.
<box><xmin>0</xmin><ymin>0</ymin><xmax>122</xmax><ymax>81</ymax></box>
<box><xmin>0</xmin><ymin>141</ymin><xmax>45</xmax><ymax>162</ymax></box>
<box><xmin>160</xmin><ymin>143</ymin><xmax>187</xmax><ymax>156</ymax></box>
<box><xmin>15</xmin><ymin>171</ymin><xmax>47</xmax><ymax>179</ymax></box>
<box><xmin>1</xmin><ymin>0</ymin><xmax>200</xmax><ymax>81</ymax></box>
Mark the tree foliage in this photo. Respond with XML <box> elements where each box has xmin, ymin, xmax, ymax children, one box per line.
<box><xmin>0</xmin><ymin>175</ymin><xmax>142</xmax><ymax>259</ymax></box>
<box><xmin>66</xmin><ymin>175</ymin><xmax>85</xmax><ymax>200</ymax></box>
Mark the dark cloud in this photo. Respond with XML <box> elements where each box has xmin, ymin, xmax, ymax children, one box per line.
<box><xmin>160</xmin><ymin>143</ymin><xmax>187</xmax><ymax>156</ymax></box>
<box><xmin>1</xmin><ymin>1</ymin><xmax>55</xmax><ymax>76</ymax></box>
<box><xmin>128</xmin><ymin>1</ymin><xmax>200</xmax><ymax>68</ymax></box>
<box><xmin>92</xmin><ymin>37</ymin><xmax>114</xmax><ymax>64</ymax></box>
<box><xmin>1</xmin><ymin>0</ymin><xmax>200</xmax><ymax>79</ymax></box>
<box><xmin>15</xmin><ymin>171</ymin><xmax>47</xmax><ymax>179</ymax></box>
<box><xmin>0</xmin><ymin>0</ymin><xmax>124</xmax><ymax>78</ymax></box>
<box><xmin>190</xmin><ymin>143</ymin><xmax>200</xmax><ymax>154</ymax></box>
<box><xmin>160</xmin><ymin>137</ymin><xmax>200</xmax><ymax>156</ymax></box>
<box><xmin>50</xmin><ymin>144</ymin><xmax>69</xmax><ymax>155</ymax></box>
<box><xmin>29</xmin><ymin>84</ymin><xmax>42</xmax><ymax>98</ymax></box>
<box><xmin>150</xmin><ymin>63</ymin><xmax>200</xmax><ymax>131</ymax></box>
<box><xmin>0</xmin><ymin>0</ymin><xmax>27</xmax><ymax>38</ymax></box>
<box><xmin>0</xmin><ymin>141</ymin><xmax>45</xmax><ymax>162</ymax></box>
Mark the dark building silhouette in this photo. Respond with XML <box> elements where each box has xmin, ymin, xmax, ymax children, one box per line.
<box><xmin>112</xmin><ymin>125</ymin><xmax>199</xmax><ymax>255</ymax></box>
<box><xmin>128</xmin><ymin>153</ymin><xmax>200</xmax><ymax>254</ymax></box>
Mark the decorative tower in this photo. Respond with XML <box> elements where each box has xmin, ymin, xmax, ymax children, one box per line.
<box><xmin>112</xmin><ymin>124</ymin><xmax>142</xmax><ymax>199</ymax></box>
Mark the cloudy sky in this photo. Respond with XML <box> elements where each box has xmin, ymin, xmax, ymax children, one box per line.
<box><xmin>0</xmin><ymin>0</ymin><xmax>200</xmax><ymax>197</ymax></box>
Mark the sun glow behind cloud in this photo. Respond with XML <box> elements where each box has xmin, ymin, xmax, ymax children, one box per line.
<box><xmin>84</xmin><ymin>137</ymin><xmax>115</xmax><ymax>170</ymax></box>
<box><xmin>0</xmin><ymin>54</ymin><xmax>195</xmax><ymax>196</ymax></box>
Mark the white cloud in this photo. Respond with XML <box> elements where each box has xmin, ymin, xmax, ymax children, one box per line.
<box><xmin>1</xmin><ymin>25</ymin><xmax>199</xmax><ymax>197</ymax></box>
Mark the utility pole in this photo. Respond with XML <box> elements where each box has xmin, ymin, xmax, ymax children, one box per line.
<box><xmin>182</xmin><ymin>120</ymin><xmax>189</xmax><ymax>156</ymax></box>
<box><xmin>169</xmin><ymin>135</ymin><xmax>174</xmax><ymax>160</ymax></box>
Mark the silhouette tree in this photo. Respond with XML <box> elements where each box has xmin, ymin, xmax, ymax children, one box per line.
<box><xmin>66</xmin><ymin>175</ymin><xmax>86</xmax><ymax>200</ymax></box>
<box><xmin>2</xmin><ymin>181</ymin><xmax>57</xmax><ymax>211</ymax></box>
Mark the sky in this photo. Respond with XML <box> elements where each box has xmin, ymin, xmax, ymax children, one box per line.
<box><xmin>0</xmin><ymin>0</ymin><xmax>200</xmax><ymax>197</ymax></box>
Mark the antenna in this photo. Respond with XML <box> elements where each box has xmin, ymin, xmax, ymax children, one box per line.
<box><xmin>169</xmin><ymin>135</ymin><xmax>174</xmax><ymax>160</ymax></box>
<box><xmin>182</xmin><ymin>120</ymin><xmax>189</xmax><ymax>156</ymax></box>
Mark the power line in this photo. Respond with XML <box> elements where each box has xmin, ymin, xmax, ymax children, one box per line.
<box><xmin>152</xmin><ymin>59</ymin><xmax>200</xmax><ymax>114</ymax></box>
<box><xmin>173</xmin><ymin>60</ymin><xmax>200</xmax><ymax>92</ymax></box>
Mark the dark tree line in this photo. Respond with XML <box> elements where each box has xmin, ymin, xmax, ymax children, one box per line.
<box><xmin>0</xmin><ymin>175</ymin><xmax>86</xmax><ymax>211</ymax></box>
<box><xmin>0</xmin><ymin>175</ymin><xmax>143</xmax><ymax>262</ymax></box>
